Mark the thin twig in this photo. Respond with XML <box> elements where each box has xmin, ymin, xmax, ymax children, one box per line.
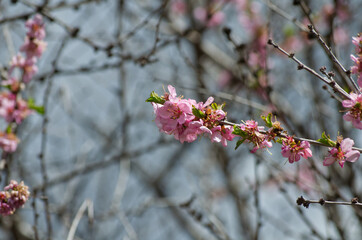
<box><xmin>267</xmin><ymin>38</ymin><xmax>351</xmax><ymax>100</ymax></box>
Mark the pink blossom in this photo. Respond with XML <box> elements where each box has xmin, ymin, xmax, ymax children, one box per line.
<box><xmin>9</xmin><ymin>55</ymin><xmax>38</xmax><ymax>83</ymax></box>
<box><xmin>352</xmin><ymin>35</ymin><xmax>362</xmax><ymax>51</ymax></box>
<box><xmin>342</xmin><ymin>93</ymin><xmax>362</xmax><ymax>129</ymax></box>
<box><xmin>210</xmin><ymin>125</ymin><xmax>235</xmax><ymax>147</ymax></box>
<box><xmin>217</xmin><ymin>70</ymin><xmax>232</xmax><ymax>89</ymax></box>
<box><xmin>193</xmin><ymin>7</ymin><xmax>224</xmax><ymax>28</ymax></box>
<box><xmin>350</xmin><ymin>34</ymin><xmax>362</xmax><ymax>88</ymax></box>
<box><xmin>0</xmin><ymin>92</ymin><xmax>32</xmax><ymax>124</ymax></box>
<box><xmin>151</xmin><ymin>85</ymin><xmax>235</xmax><ymax>146</ymax></box>
<box><xmin>0</xmin><ymin>180</ymin><xmax>30</xmax><ymax>216</ymax></box>
<box><xmin>2</xmin><ymin>77</ymin><xmax>21</xmax><ymax>93</ymax></box>
<box><xmin>239</xmin><ymin>120</ymin><xmax>272</xmax><ymax>152</ymax></box>
<box><xmin>281</xmin><ymin>137</ymin><xmax>312</xmax><ymax>163</ymax></box>
<box><xmin>175</xmin><ymin>120</ymin><xmax>211</xmax><ymax>143</ymax></box>
<box><xmin>193</xmin><ymin>7</ymin><xmax>207</xmax><ymax>23</ymax></box>
<box><xmin>323</xmin><ymin>138</ymin><xmax>360</xmax><ymax>168</ymax></box>
<box><xmin>25</xmin><ymin>14</ymin><xmax>46</xmax><ymax>40</ymax></box>
<box><xmin>0</xmin><ymin>132</ymin><xmax>19</xmax><ymax>153</ymax></box>
<box><xmin>171</xmin><ymin>0</ymin><xmax>186</xmax><ymax>15</ymax></box>
<box><xmin>20</xmin><ymin>37</ymin><xmax>47</xmax><ymax>58</ymax></box>
<box><xmin>333</xmin><ymin>27</ymin><xmax>349</xmax><ymax>45</ymax></box>
<box><xmin>207</xmin><ymin>11</ymin><xmax>224</xmax><ymax>27</ymax></box>
<box><xmin>0</xmin><ymin>92</ymin><xmax>16</xmax><ymax>122</ymax></box>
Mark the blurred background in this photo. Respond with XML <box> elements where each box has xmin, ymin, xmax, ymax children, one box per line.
<box><xmin>0</xmin><ymin>0</ymin><xmax>361</xmax><ymax>239</ymax></box>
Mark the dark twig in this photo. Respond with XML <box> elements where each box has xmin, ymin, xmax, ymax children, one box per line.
<box><xmin>297</xmin><ymin>196</ymin><xmax>362</xmax><ymax>208</ymax></box>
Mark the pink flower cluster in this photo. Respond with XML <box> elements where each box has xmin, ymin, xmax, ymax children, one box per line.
<box><xmin>342</xmin><ymin>93</ymin><xmax>362</xmax><ymax>129</ymax></box>
<box><xmin>9</xmin><ymin>14</ymin><xmax>46</xmax><ymax>84</ymax></box>
<box><xmin>0</xmin><ymin>92</ymin><xmax>32</xmax><ymax>124</ymax></box>
<box><xmin>193</xmin><ymin>6</ymin><xmax>225</xmax><ymax>28</ymax></box>
<box><xmin>351</xmin><ymin>34</ymin><xmax>362</xmax><ymax>88</ymax></box>
<box><xmin>151</xmin><ymin>85</ymin><xmax>235</xmax><ymax>146</ymax></box>
<box><xmin>281</xmin><ymin>136</ymin><xmax>312</xmax><ymax>163</ymax></box>
<box><xmin>0</xmin><ymin>180</ymin><xmax>30</xmax><ymax>216</ymax></box>
<box><xmin>239</xmin><ymin>120</ymin><xmax>272</xmax><ymax>153</ymax></box>
<box><xmin>323</xmin><ymin>138</ymin><xmax>360</xmax><ymax>168</ymax></box>
<box><xmin>0</xmin><ymin>15</ymin><xmax>46</xmax><ymax>153</ymax></box>
<box><xmin>0</xmin><ymin>132</ymin><xmax>19</xmax><ymax>153</ymax></box>
<box><xmin>170</xmin><ymin>0</ymin><xmax>225</xmax><ymax>28</ymax></box>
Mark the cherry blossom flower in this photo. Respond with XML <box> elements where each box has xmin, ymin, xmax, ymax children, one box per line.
<box><xmin>281</xmin><ymin>136</ymin><xmax>312</xmax><ymax>163</ymax></box>
<box><xmin>193</xmin><ymin>7</ymin><xmax>224</xmax><ymax>28</ymax></box>
<box><xmin>171</xmin><ymin>0</ymin><xmax>186</xmax><ymax>15</ymax></box>
<box><xmin>0</xmin><ymin>180</ymin><xmax>30</xmax><ymax>216</ymax></box>
<box><xmin>350</xmin><ymin>34</ymin><xmax>362</xmax><ymax>88</ymax></box>
<box><xmin>0</xmin><ymin>132</ymin><xmax>19</xmax><ymax>153</ymax></box>
<box><xmin>323</xmin><ymin>138</ymin><xmax>360</xmax><ymax>168</ymax></box>
<box><xmin>342</xmin><ymin>93</ymin><xmax>362</xmax><ymax>129</ymax></box>
<box><xmin>2</xmin><ymin>77</ymin><xmax>21</xmax><ymax>93</ymax></box>
<box><xmin>25</xmin><ymin>14</ymin><xmax>46</xmax><ymax>40</ymax></box>
<box><xmin>150</xmin><ymin>85</ymin><xmax>235</xmax><ymax>145</ymax></box>
<box><xmin>239</xmin><ymin>120</ymin><xmax>272</xmax><ymax>152</ymax></box>
<box><xmin>210</xmin><ymin>125</ymin><xmax>235</xmax><ymax>147</ymax></box>
<box><xmin>0</xmin><ymin>92</ymin><xmax>32</xmax><ymax>124</ymax></box>
<box><xmin>20</xmin><ymin>37</ymin><xmax>47</xmax><ymax>58</ymax></box>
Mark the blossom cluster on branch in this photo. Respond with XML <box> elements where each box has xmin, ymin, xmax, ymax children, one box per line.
<box><xmin>148</xmin><ymin>85</ymin><xmax>234</xmax><ymax>146</ymax></box>
<box><xmin>0</xmin><ymin>180</ymin><xmax>30</xmax><ymax>216</ymax></box>
<box><xmin>0</xmin><ymin>14</ymin><xmax>46</xmax><ymax>217</ymax></box>
<box><xmin>147</xmin><ymin>85</ymin><xmax>361</xmax><ymax>168</ymax></box>
<box><xmin>0</xmin><ymin>14</ymin><xmax>46</xmax><ymax>153</ymax></box>
<box><xmin>343</xmin><ymin>34</ymin><xmax>362</xmax><ymax>129</ymax></box>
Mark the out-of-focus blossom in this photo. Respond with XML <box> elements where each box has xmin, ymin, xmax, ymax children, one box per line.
<box><xmin>323</xmin><ymin>138</ymin><xmax>360</xmax><ymax>167</ymax></box>
<box><xmin>171</xmin><ymin>0</ymin><xmax>186</xmax><ymax>15</ymax></box>
<box><xmin>10</xmin><ymin>56</ymin><xmax>38</xmax><ymax>83</ymax></box>
<box><xmin>20</xmin><ymin>37</ymin><xmax>47</xmax><ymax>58</ymax></box>
<box><xmin>333</xmin><ymin>27</ymin><xmax>349</xmax><ymax>45</ymax></box>
<box><xmin>350</xmin><ymin>34</ymin><xmax>362</xmax><ymax>88</ymax></box>
<box><xmin>0</xmin><ymin>180</ymin><xmax>30</xmax><ymax>216</ymax></box>
<box><xmin>342</xmin><ymin>93</ymin><xmax>362</xmax><ymax>129</ymax></box>
<box><xmin>2</xmin><ymin>77</ymin><xmax>21</xmax><ymax>93</ymax></box>
<box><xmin>281</xmin><ymin>136</ymin><xmax>312</xmax><ymax>163</ymax></box>
<box><xmin>217</xmin><ymin>70</ymin><xmax>232</xmax><ymax>89</ymax></box>
<box><xmin>25</xmin><ymin>14</ymin><xmax>46</xmax><ymax>40</ymax></box>
<box><xmin>0</xmin><ymin>132</ymin><xmax>19</xmax><ymax>153</ymax></box>
<box><xmin>0</xmin><ymin>92</ymin><xmax>32</xmax><ymax>124</ymax></box>
<box><xmin>193</xmin><ymin>7</ymin><xmax>224</xmax><ymax>28</ymax></box>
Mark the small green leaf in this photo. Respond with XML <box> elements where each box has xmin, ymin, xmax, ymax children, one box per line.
<box><xmin>28</xmin><ymin>98</ymin><xmax>45</xmax><ymax>115</ymax></box>
<box><xmin>261</xmin><ymin>113</ymin><xmax>273</xmax><ymax>128</ymax></box>
<box><xmin>145</xmin><ymin>91</ymin><xmax>165</xmax><ymax>104</ymax></box>
<box><xmin>192</xmin><ymin>106</ymin><xmax>205</xmax><ymax>119</ymax></box>
<box><xmin>235</xmin><ymin>139</ymin><xmax>246</xmax><ymax>150</ymax></box>
<box><xmin>211</xmin><ymin>103</ymin><xmax>218</xmax><ymax>110</ymax></box>
<box><xmin>232</xmin><ymin>125</ymin><xmax>242</xmax><ymax>135</ymax></box>
<box><xmin>316</xmin><ymin>132</ymin><xmax>335</xmax><ymax>147</ymax></box>
<box><xmin>6</xmin><ymin>125</ymin><xmax>12</xmax><ymax>134</ymax></box>
<box><xmin>276</xmin><ymin>138</ymin><xmax>283</xmax><ymax>144</ymax></box>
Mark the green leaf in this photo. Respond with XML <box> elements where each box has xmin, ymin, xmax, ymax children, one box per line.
<box><xmin>6</xmin><ymin>125</ymin><xmax>12</xmax><ymax>134</ymax></box>
<box><xmin>235</xmin><ymin>139</ymin><xmax>246</xmax><ymax>150</ymax></box>
<box><xmin>316</xmin><ymin>132</ymin><xmax>335</xmax><ymax>147</ymax></box>
<box><xmin>192</xmin><ymin>106</ymin><xmax>205</xmax><ymax>119</ymax></box>
<box><xmin>28</xmin><ymin>98</ymin><xmax>45</xmax><ymax>115</ymax></box>
<box><xmin>276</xmin><ymin>138</ymin><xmax>283</xmax><ymax>144</ymax></box>
<box><xmin>145</xmin><ymin>91</ymin><xmax>165</xmax><ymax>104</ymax></box>
<box><xmin>211</xmin><ymin>103</ymin><xmax>218</xmax><ymax>110</ymax></box>
<box><xmin>283</xmin><ymin>25</ymin><xmax>295</xmax><ymax>38</ymax></box>
<box><xmin>261</xmin><ymin>113</ymin><xmax>273</xmax><ymax>128</ymax></box>
<box><xmin>232</xmin><ymin>125</ymin><xmax>242</xmax><ymax>135</ymax></box>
